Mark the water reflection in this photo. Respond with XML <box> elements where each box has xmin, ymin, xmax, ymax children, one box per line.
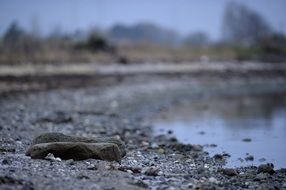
<box><xmin>153</xmin><ymin>93</ymin><xmax>286</xmax><ymax>168</ymax></box>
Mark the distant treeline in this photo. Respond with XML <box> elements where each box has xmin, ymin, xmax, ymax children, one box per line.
<box><xmin>0</xmin><ymin>2</ymin><xmax>285</xmax><ymax>64</ymax></box>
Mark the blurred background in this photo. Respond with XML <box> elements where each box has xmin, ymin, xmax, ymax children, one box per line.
<box><xmin>1</xmin><ymin>0</ymin><xmax>286</xmax><ymax>64</ymax></box>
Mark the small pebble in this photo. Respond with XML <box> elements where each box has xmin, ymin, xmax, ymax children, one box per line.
<box><xmin>238</xmin><ymin>158</ymin><xmax>244</xmax><ymax>162</ymax></box>
<box><xmin>258</xmin><ymin>163</ymin><xmax>275</xmax><ymax>175</ymax></box>
<box><xmin>209</xmin><ymin>177</ymin><xmax>219</xmax><ymax>184</ymax></box>
<box><xmin>245</xmin><ymin>155</ymin><xmax>254</xmax><ymax>161</ymax></box>
<box><xmin>209</xmin><ymin>144</ymin><xmax>217</xmax><ymax>148</ymax></box>
<box><xmin>213</xmin><ymin>154</ymin><xmax>224</xmax><ymax>160</ymax></box>
<box><xmin>141</xmin><ymin>141</ymin><xmax>149</xmax><ymax>146</ymax></box>
<box><xmin>151</xmin><ymin>143</ymin><xmax>159</xmax><ymax>149</ymax></box>
<box><xmin>167</xmin><ymin>130</ymin><xmax>173</xmax><ymax>134</ymax></box>
<box><xmin>127</xmin><ymin>169</ymin><xmax>133</xmax><ymax>174</ymax></box>
<box><xmin>87</xmin><ymin>165</ymin><xmax>98</xmax><ymax>170</ymax></box>
<box><xmin>259</xmin><ymin>158</ymin><xmax>266</xmax><ymax>162</ymax></box>
<box><xmin>221</xmin><ymin>168</ymin><xmax>237</xmax><ymax>176</ymax></box>
<box><xmin>187</xmin><ymin>183</ymin><xmax>194</xmax><ymax>188</ymax></box>
<box><xmin>2</xmin><ymin>158</ymin><xmax>12</xmax><ymax>165</ymax></box>
<box><xmin>157</xmin><ymin>148</ymin><xmax>165</xmax><ymax>154</ymax></box>
<box><xmin>144</xmin><ymin>167</ymin><xmax>159</xmax><ymax>176</ymax></box>
<box><xmin>242</xmin><ymin>138</ymin><xmax>252</xmax><ymax>142</ymax></box>
<box><xmin>45</xmin><ymin>153</ymin><xmax>62</xmax><ymax>162</ymax></box>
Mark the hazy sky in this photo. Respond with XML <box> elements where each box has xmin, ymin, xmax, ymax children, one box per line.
<box><xmin>1</xmin><ymin>0</ymin><xmax>286</xmax><ymax>40</ymax></box>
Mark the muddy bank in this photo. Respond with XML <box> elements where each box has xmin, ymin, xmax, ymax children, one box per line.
<box><xmin>1</xmin><ymin>65</ymin><xmax>286</xmax><ymax>189</ymax></box>
<box><xmin>1</xmin><ymin>61</ymin><xmax>286</xmax><ymax>97</ymax></box>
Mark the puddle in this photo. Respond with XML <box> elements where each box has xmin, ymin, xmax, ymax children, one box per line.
<box><xmin>152</xmin><ymin>93</ymin><xmax>286</xmax><ymax>168</ymax></box>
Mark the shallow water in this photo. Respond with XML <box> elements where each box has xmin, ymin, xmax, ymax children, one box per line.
<box><xmin>152</xmin><ymin>93</ymin><xmax>286</xmax><ymax>168</ymax></box>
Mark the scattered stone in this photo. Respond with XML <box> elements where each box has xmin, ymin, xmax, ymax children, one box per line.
<box><xmin>208</xmin><ymin>177</ymin><xmax>219</xmax><ymax>184</ymax></box>
<box><xmin>222</xmin><ymin>153</ymin><xmax>231</xmax><ymax>157</ymax></box>
<box><xmin>194</xmin><ymin>183</ymin><xmax>204</xmax><ymax>189</ymax></box>
<box><xmin>169</xmin><ymin>137</ymin><xmax>178</xmax><ymax>142</ymax></box>
<box><xmin>157</xmin><ymin>148</ymin><xmax>165</xmax><ymax>154</ymax></box>
<box><xmin>197</xmin><ymin>167</ymin><xmax>206</xmax><ymax>174</ymax></box>
<box><xmin>77</xmin><ymin>174</ymin><xmax>90</xmax><ymax>180</ymax></box>
<box><xmin>144</xmin><ymin>167</ymin><xmax>160</xmax><ymax>176</ymax></box>
<box><xmin>87</xmin><ymin>165</ymin><xmax>98</xmax><ymax>170</ymax></box>
<box><xmin>259</xmin><ymin>158</ymin><xmax>266</xmax><ymax>162</ymax></box>
<box><xmin>141</xmin><ymin>141</ymin><xmax>149</xmax><ymax>147</ymax></box>
<box><xmin>245</xmin><ymin>155</ymin><xmax>254</xmax><ymax>161</ymax></box>
<box><xmin>66</xmin><ymin>159</ymin><xmax>75</xmax><ymax>165</ymax></box>
<box><xmin>45</xmin><ymin>153</ymin><xmax>62</xmax><ymax>161</ymax></box>
<box><xmin>130</xmin><ymin>179</ymin><xmax>148</xmax><ymax>188</ymax></box>
<box><xmin>167</xmin><ymin>130</ymin><xmax>173</xmax><ymax>134</ymax></box>
<box><xmin>192</xmin><ymin>145</ymin><xmax>203</xmax><ymax>151</ymax></box>
<box><xmin>171</xmin><ymin>153</ymin><xmax>185</xmax><ymax>160</ymax></box>
<box><xmin>198</xmin><ymin>131</ymin><xmax>205</xmax><ymax>135</ymax></box>
<box><xmin>158</xmin><ymin>171</ymin><xmax>163</xmax><ymax>176</ymax></box>
<box><xmin>2</xmin><ymin>157</ymin><xmax>12</xmax><ymax>165</ymax></box>
<box><xmin>151</xmin><ymin>143</ymin><xmax>159</xmax><ymax>149</ymax></box>
<box><xmin>258</xmin><ymin>163</ymin><xmax>275</xmax><ymax>175</ymax></box>
<box><xmin>209</xmin><ymin>144</ymin><xmax>217</xmax><ymax>148</ymax></box>
<box><xmin>27</xmin><ymin>142</ymin><xmax>122</xmax><ymax>162</ymax></box>
<box><xmin>152</xmin><ymin>156</ymin><xmax>158</xmax><ymax>162</ymax></box>
<box><xmin>221</xmin><ymin>168</ymin><xmax>237</xmax><ymax>176</ymax></box>
<box><xmin>238</xmin><ymin>158</ymin><xmax>244</xmax><ymax>162</ymax></box>
<box><xmin>204</xmin><ymin>164</ymin><xmax>210</xmax><ymax>169</ymax></box>
<box><xmin>242</xmin><ymin>138</ymin><xmax>252</xmax><ymax>142</ymax></box>
<box><xmin>126</xmin><ymin>170</ymin><xmax>133</xmax><ymax>174</ymax></box>
<box><xmin>213</xmin><ymin>154</ymin><xmax>224</xmax><ymax>160</ymax></box>
<box><xmin>118</xmin><ymin>166</ymin><xmax>142</xmax><ymax>174</ymax></box>
<box><xmin>169</xmin><ymin>143</ymin><xmax>203</xmax><ymax>153</ymax></box>
<box><xmin>187</xmin><ymin>183</ymin><xmax>194</xmax><ymax>188</ymax></box>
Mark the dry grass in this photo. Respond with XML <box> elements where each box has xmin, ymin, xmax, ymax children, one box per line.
<box><xmin>0</xmin><ymin>50</ymin><xmax>116</xmax><ymax>65</ymax></box>
<box><xmin>0</xmin><ymin>43</ymin><xmax>237</xmax><ymax>65</ymax></box>
<box><xmin>118</xmin><ymin>44</ymin><xmax>236</xmax><ymax>63</ymax></box>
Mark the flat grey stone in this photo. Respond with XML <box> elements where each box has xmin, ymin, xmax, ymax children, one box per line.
<box><xmin>27</xmin><ymin>132</ymin><xmax>126</xmax><ymax>157</ymax></box>
<box><xmin>26</xmin><ymin>142</ymin><xmax>121</xmax><ymax>162</ymax></box>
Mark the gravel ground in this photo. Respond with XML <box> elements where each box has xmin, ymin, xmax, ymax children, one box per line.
<box><xmin>1</xmin><ymin>68</ymin><xmax>286</xmax><ymax>189</ymax></box>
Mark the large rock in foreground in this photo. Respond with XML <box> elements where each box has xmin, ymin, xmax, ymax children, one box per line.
<box><xmin>27</xmin><ymin>142</ymin><xmax>122</xmax><ymax>162</ymax></box>
<box><xmin>29</xmin><ymin>132</ymin><xmax>126</xmax><ymax>157</ymax></box>
<box><xmin>26</xmin><ymin>133</ymin><xmax>126</xmax><ymax>162</ymax></box>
